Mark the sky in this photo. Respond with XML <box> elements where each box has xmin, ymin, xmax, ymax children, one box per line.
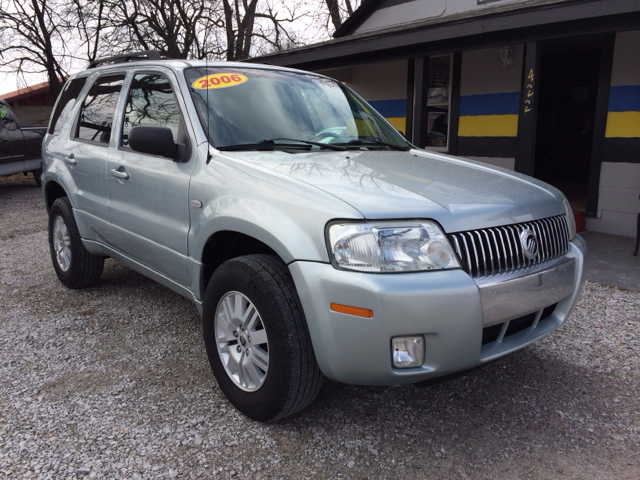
<box><xmin>1</xmin><ymin>71</ymin><xmax>47</xmax><ymax>96</ymax></box>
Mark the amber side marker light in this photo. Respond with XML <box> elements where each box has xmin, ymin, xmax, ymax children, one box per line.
<box><xmin>330</xmin><ymin>303</ymin><xmax>373</xmax><ymax>318</ymax></box>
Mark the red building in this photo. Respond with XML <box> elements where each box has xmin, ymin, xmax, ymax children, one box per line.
<box><xmin>0</xmin><ymin>81</ymin><xmax>55</xmax><ymax>126</ymax></box>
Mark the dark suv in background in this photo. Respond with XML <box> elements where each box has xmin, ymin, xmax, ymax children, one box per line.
<box><xmin>0</xmin><ymin>99</ymin><xmax>46</xmax><ymax>186</ymax></box>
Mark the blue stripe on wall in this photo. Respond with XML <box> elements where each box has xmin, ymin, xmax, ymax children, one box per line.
<box><xmin>459</xmin><ymin>92</ymin><xmax>520</xmax><ymax>116</ymax></box>
<box><xmin>608</xmin><ymin>85</ymin><xmax>640</xmax><ymax>112</ymax></box>
<box><xmin>367</xmin><ymin>99</ymin><xmax>406</xmax><ymax>118</ymax></box>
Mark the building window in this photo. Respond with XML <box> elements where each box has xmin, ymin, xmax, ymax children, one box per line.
<box><xmin>425</xmin><ymin>54</ymin><xmax>452</xmax><ymax>151</ymax></box>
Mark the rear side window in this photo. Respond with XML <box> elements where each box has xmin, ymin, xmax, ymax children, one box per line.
<box><xmin>0</xmin><ymin>102</ymin><xmax>18</xmax><ymax>130</ymax></box>
<box><xmin>48</xmin><ymin>77</ymin><xmax>88</xmax><ymax>136</ymax></box>
<box><xmin>121</xmin><ymin>73</ymin><xmax>182</xmax><ymax>147</ymax></box>
<box><xmin>76</xmin><ymin>74</ymin><xmax>125</xmax><ymax>145</ymax></box>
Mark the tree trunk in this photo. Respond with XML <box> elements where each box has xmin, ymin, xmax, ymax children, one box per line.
<box><xmin>325</xmin><ymin>0</ymin><xmax>343</xmax><ymax>31</ymax></box>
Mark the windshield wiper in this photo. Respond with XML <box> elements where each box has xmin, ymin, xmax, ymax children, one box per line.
<box><xmin>217</xmin><ymin>142</ymin><xmax>309</xmax><ymax>152</ymax></box>
<box><xmin>338</xmin><ymin>139</ymin><xmax>410</xmax><ymax>151</ymax></box>
<box><xmin>217</xmin><ymin>138</ymin><xmax>347</xmax><ymax>152</ymax></box>
<box><xmin>259</xmin><ymin>138</ymin><xmax>347</xmax><ymax>151</ymax></box>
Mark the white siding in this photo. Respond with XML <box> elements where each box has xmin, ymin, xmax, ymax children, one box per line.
<box><xmin>460</xmin><ymin>45</ymin><xmax>524</xmax><ymax>95</ymax></box>
<box><xmin>357</xmin><ymin>0</ymin><xmax>533</xmax><ymax>34</ymax></box>
<box><xmin>610</xmin><ymin>30</ymin><xmax>640</xmax><ymax>87</ymax></box>
<box><xmin>587</xmin><ymin>162</ymin><xmax>640</xmax><ymax>238</ymax></box>
<box><xmin>346</xmin><ymin>61</ymin><xmax>408</xmax><ymax>100</ymax></box>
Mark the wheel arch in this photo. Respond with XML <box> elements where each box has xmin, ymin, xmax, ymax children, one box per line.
<box><xmin>44</xmin><ymin>180</ymin><xmax>70</xmax><ymax>213</ymax></box>
<box><xmin>200</xmin><ymin>230</ymin><xmax>281</xmax><ymax>293</ymax></box>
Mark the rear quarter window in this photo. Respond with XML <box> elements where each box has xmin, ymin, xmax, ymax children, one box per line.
<box><xmin>48</xmin><ymin>77</ymin><xmax>88</xmax><ymax>136</ymax></box>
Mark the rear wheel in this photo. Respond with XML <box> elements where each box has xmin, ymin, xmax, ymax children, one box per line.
<box><xmin>48</xmin><ymin>197</ymin><xmax>104</xmax><ymax>288</ymax></box>
<box><xmin>203</xmin><ymin>254</ymin><xmax>323</xmax><ymax>421</ymax></box>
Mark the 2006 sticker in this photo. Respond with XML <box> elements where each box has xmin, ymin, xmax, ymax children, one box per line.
<box><xmin>193</xmin><ymin>73</ymin><xmax>247</xmax><ymax>90</ymax></box>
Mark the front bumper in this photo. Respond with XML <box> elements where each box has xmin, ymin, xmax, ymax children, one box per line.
<box><xmin>289</xmin><ymin>235</ymin><xmax>586</xmax><ymax>385</ymax></box>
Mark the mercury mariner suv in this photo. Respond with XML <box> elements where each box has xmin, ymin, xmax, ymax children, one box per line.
<box><xmin>42</xmin><ymin>51</ymin><xmax>586</xmax><ymax>421</ymax></box>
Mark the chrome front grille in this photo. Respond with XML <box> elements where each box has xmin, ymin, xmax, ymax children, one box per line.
<box><xmin>448</xmin><ymin>215</ymin><xmax>570</xmax><ymax>277</ymax></box>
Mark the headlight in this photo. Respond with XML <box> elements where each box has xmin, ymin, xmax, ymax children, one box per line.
<box><xmin>560</xmin><ymin>194</ymin><xmax>577</xmax><ymax>241</ymax></box>
<box><xmin>327</xmin><ymin>220</ymin><xmax>460</xmax><ymax>272</ymax></box>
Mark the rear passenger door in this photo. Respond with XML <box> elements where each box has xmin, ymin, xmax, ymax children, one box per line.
<box><xmin>47</xmin><ymin>74</ymin><xmax>125</xmax><ymax>246</ymax></box>
<box><xmin>107</xmin><ymin>70</ymin><xmax>195</xmax><ymax>287</ymax></box>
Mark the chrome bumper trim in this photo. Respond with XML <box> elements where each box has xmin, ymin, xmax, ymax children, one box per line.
<box><xmin>477</xmin><ymin>257</ymin><xmax>576</xmax><ymax>327</ymax></box>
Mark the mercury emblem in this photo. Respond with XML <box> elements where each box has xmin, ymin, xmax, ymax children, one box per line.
<box><xmin>520</xmin><ymin>228</ymin><xmax>539</xmax><ymax>260</ymax></box>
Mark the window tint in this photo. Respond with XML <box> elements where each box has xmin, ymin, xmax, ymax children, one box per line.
<box><xmin>122</xmin><ymin>74</ymin><xmax>181</xmax><ymax>147</ymax></box>
<box><xmin>48</xmin><ymin>77</ymin><xmax>88</xmax><ymax>135</ymax></box>
<box><xmin>76</xmin><ymin>75</ymin><xmax>125</xmax><ymax>144</ymax></box>
<box><xmin>0</xmin><ymin>102</ymin><xmax>18</xmax><ymax>131</ymax></box>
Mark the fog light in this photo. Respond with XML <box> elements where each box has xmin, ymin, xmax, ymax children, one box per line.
<box><xmin>392</xmin><ymin>336</ymin><xmax>424</xmax><ymax>368</ymax></box>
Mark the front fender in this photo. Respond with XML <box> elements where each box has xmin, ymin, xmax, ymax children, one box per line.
<box><xmin>190</xmin><ymin>203</ymin><xmax>323</xmax><ymax>264</ymax></box>
<box><xmin>187</xmin><ymin>150</ymin><xmax>364</xmax><ymax>265</ymax></box>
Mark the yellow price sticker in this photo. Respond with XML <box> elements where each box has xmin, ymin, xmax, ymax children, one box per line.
<box><xmin>192</xmin><ymin>73</ymin><xmax>247</xmax><ymax>90</ymax></box>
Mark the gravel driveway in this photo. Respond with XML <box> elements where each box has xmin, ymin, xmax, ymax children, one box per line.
<box><xmin>1</xmin><ymin>175</ymin><xmax>639</xmax><ymax>479</ymax></box>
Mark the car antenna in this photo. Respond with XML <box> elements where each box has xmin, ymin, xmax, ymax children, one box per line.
<box><xmin>205</xmin><ymin>55</ymin><xmax>213</xmax><ymax>165</ymax></box>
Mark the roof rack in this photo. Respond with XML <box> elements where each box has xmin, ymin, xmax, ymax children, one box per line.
<box><xmin>88</xmin><ymin>50</ymin><xmax>165</xmax><ymax>69</ymax></box>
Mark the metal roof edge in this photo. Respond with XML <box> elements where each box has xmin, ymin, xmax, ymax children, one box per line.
<box><xmin>333</xmin><ymin>0</ymin><xmax>385</xmax><ymax>38</ymax></box>
<box><xmin>250</xmin><ymin>0</ymin><xmax>640</xmax><ymax>66</ymax></box>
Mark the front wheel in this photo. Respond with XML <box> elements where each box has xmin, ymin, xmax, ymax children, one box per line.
<box><xmin>48</xmin><ymin>197</ymin><xmax>104</xmax><ymax>289</ymax></box>
<box><xmin>203</xmin><ymin>255</ymin><xmax>323</xmax><ymax>421</ymax></box>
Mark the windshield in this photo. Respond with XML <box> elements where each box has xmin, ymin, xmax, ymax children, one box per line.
<box><xmin>184</xmin><ymin>67</ymin><xmax>409</xmax><ymax>151</ymax></box>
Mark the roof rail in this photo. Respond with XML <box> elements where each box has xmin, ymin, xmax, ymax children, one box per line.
<box><xmin>88</xmin><ymin>50</ymin><xmax>165</xmax><ymax>69</ymax></box>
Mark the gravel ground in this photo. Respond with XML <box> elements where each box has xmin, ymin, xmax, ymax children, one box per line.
<box><xmin>1</xmin><ymin>175</ymin><xmax>639</xmax><ymax>479</ymax></box>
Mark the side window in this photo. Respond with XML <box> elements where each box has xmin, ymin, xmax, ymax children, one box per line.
<box><xmin>76</xmin><ymin>74</ymin><xmax>125</xmax><ymax>144</ymax></box>
<box><xmin>48</xmin><ymin>77</ymin><xmax>88</xmax><ymax>136</ymax></box>
<box><xmin>122</xmin><ymin>73</ymin><xmax>182</xmax><ymax>148</ymax></box>
<box><xmin>0</xmin><ymin>103</ymin><xmax>18</xmax><ymax>131</ymax></box>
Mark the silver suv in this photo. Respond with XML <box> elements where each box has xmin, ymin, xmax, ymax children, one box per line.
<box><xmin>43</xmin><ymin>51</ymin><xmax>586</xmax><ymax>421</ymax></box>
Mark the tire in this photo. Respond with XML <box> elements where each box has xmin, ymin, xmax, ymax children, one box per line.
<box><xmin>202</xmin><ymin>254</ymin><xmax>323</xmax><ymax>421</ymax></box>
<box><xmin>32</xmin><ymin>168</ymin><xmax>42</xmax><ymax>188</ymax></box>
<box><xmin>48</xmin><ymin>197</ymin><xmax>104</xmax><ymax>289</ymax></box>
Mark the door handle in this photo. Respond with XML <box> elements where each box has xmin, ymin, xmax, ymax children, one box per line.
<box><xmin>64</xmin><ymin>154</ymin><xmax>77</xmax><ymax>165</ymax></box>
<box><xmin>110</xmin><ymin>167</ymin><xmax>129</xmax><ymax>180</ymax></box>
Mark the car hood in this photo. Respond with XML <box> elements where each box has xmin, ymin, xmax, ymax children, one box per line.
<box><xmin>226</xmin><ymin>148</ymin><xmax>565</xmax><ymax>233</ymax></box>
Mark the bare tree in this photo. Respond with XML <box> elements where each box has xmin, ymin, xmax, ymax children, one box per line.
<box><xmin>0</xmin><ymin>0</ymin><xmax>349</xmax><ymax>96</ymax></box>
<box><xmin>65</xmin><ymin>0</ymin><xmax>111</xmax><ymax>64</ymax></box>
<box><xmin>322</xmin><ymin>0</ymin><xmax>357</xmax><ymax>33</ymax></box>
<box><xmin>107</xmin><ymin>0</ymin><xmax>224</xmax><ymax>59</ymax></box>
<box><xmin>220</xmin><ymin>0</ymin><xmax>305</xmax><ymax>60</ymax></box>
<box><xmin>0</xmin><ymin>0</ymin><xmax>68</xmax><ymax>98</ymax></box>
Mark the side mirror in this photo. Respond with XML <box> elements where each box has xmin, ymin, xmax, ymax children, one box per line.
<box><xmin>128</xmin><ymin>126</ymin><xmax>178</xmax><ymax>159</ymax></box>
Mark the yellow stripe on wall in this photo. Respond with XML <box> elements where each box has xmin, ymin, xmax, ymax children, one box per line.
<box><xmin>458</xmin><ymin>114</ymin><xmax>519</xmax><ymax>137</ymax></box>
<box><xmin>605</xmin><ymin>111</ymin><xmax>640</xmax><ymax>138</ymax></box>
<box><xmin>385</xmin><ymin>117</ymin><xmax>406</xmax><ymax>133</ymax></box>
